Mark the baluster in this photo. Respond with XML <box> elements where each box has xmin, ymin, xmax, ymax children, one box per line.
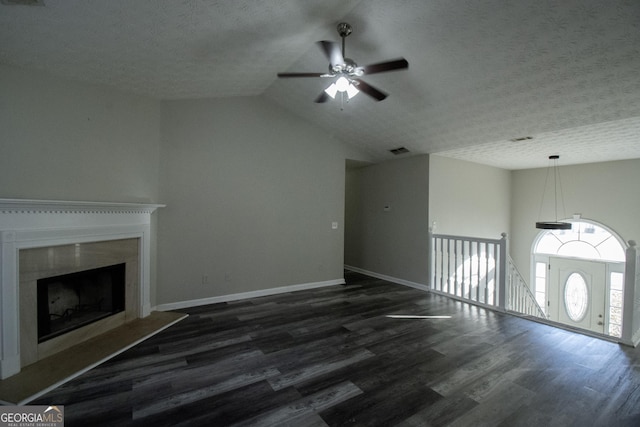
<box><xmin>516</xmin><ymin>271</ymin><xmax>521</xmax><ymax>312</ymax></box>
<box><xmin>476</xmin><ymin>242</ymin><xmax>480</xmax><ymax>302</ymax></box>
<box><xmin>433</xmin><ymin>237</ymin><xmax>442</xmax><ymax>290</ymax></box>
<box><xmin>438</xmin><ymin>238</ymin><xmax>443</xmax><ymax>292</ymax></box>
<box><xmin>491</xmin><ymin>244</ymin><xmax>502</xmax><ymax>305</ymax></box>
<box><xmin>484</xmin><ymin>242</ymin><xmax>489</xmax><ymax>304</ymax></box>
<box><xmin>461</xmin><ymin>239</ymin><xmax>466</xmax><ymax>299</ymax></box>
<box><xmin>439</xmin><ymin>237</ymin><xmax>444</xmax><ymax>291</ymax></box>
<box><xmin>512</xmin><ymin>267</ymin><xmax>516</xmax><ymax>311</ymax></box>
<box><xmin>433</xmin><ymin>236</ymin><xmax>437</xmax><ymax>291</ymax></box>
<box><xmin>452</xmin><ymin>238</ymin><xmax>456</xmax><ymax>295</ymax></box>
<box><xmin>446</xmin><ymin>238</ymin><xmax>451</xmax><ymax>295</ymax></box>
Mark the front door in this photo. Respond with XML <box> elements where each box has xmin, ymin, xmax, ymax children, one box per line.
<box><xmin>548</xmin><ymin>257</ymin><xmax>606</xmax><ymax>334</ymax></box>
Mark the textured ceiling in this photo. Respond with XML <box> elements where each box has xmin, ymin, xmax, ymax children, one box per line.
<box><xmin>1</xmin><ymin>0</ymin><xmax>639</xmax><ymax>169</ymax></box>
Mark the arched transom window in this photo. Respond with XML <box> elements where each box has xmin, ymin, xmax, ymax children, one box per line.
<box><xmin>534</xmin><ymin>221</ymin><xmax>625</xmax><ymax>262</ymax></box>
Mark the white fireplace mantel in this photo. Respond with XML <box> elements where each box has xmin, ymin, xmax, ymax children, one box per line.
<box><xmin>0</xmin><ymin>198</ymin><xmax>164</xmax><ymax>215</ymax></box>
<box><xmin>0</xmin><ymin>198</ymin><xmax>164</xmax><ymax>379</ymax></box>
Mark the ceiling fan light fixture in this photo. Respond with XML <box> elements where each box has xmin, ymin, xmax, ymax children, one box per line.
<box><xmin>278</xmin><ymin>22</ymin><xmax>407</xmax><ymax>103</ymax></box>
<box><xmin>325</xmin><ymin>76</ymin><xmax>359</xmax><ymax>100</ymax></box>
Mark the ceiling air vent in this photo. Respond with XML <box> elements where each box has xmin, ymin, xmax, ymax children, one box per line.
<box><xmin>389</xmin><ymin>147</ymin><xmax>410</xmax><ymax>155</ymax></box>
<box><xmin>509</xmin><ymin>136</ymin><xmax>533</xmax><ymax>142</ymax></box>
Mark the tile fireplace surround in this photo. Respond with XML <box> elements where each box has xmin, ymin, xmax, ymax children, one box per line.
<box><xmin>0</xmin><ymin>199</ymin><xmax>164</xmax><ymax>379</ymax></box>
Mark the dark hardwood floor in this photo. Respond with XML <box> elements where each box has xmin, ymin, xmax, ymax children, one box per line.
<box><xmin>33</xmin><ymin>271</ymin><xmax>640</xmax><ymax>426</ymax></box>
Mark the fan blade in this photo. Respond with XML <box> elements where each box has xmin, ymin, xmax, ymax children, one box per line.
<box><xmin>277</xmin><ymin>72</ymin><xmax>325</xmax><ymax>78</ymax></box>
<box><xmin>353</xmin><ymin>79</ymin><xmax>387</xmax><ymax>101</ymax></box>
<box><xmin>360</xmin><ymin>58</ymin><xmax>408</xmax><ymax>75</ymax></box>
<box><xmin>314</xmin><ymin>91</ymin><xmax>330</xmax><ymax>103</ymax></box>
<box><xmin>317</xmin><ymin>40</ymin><xmax>344</xmax><ymax>68</ymax></box>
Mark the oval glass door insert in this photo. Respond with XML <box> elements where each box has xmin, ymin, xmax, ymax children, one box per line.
<box><xmin>564</xmin><ymin>272</ymin><xmax>589</xmax><ymax>322</ymax></box>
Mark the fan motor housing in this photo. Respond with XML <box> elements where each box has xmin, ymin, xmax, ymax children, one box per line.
<box><xmin>330</xmin><ymin>58</ymin><xmax>360</xmax><ymax>75</ymax></box>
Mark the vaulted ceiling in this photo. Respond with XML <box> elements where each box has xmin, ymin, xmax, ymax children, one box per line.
<box><xmin>2</xmin><ymin>0</ymin><xmax>639</xmax><ymax>169</ymax></box>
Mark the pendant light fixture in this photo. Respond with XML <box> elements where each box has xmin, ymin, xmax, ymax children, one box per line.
<box><xmin>536</xmin><ymin>155</ymin><xmax>572</xmax><ymax>230</ymax></box>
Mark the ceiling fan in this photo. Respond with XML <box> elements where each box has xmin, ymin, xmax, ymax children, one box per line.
<box><xmin>277</xmin><ymin>22</ymin><xmax>409</xmax><ymax>103</ymax></box>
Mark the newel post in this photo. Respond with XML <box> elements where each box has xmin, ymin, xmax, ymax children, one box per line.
<box><xmin>427</xmin><ymin>223</ymin><xmax>435</xmax><ymax>291</ymax></box>
<box><xmin>621</xmin><ymin>240</ymin><xmax>638</xmax><ymax>346</ymax></box>
<box><xmin>497</xmin><ymin>232</ymin><xmax>508</xmax><ymax>312</ymax></box>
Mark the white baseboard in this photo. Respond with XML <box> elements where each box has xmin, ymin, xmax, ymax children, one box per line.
<box><xmin>154</xmin><ymin>278</ymin><xmax>345</xmax><ymax>312</ymax></box>
<box><xmin>344</xmin><ymin>265</ymin><xmax>429</xmax><ymax>292</ymax></box>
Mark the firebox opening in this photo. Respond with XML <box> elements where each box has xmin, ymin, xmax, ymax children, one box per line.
<box><xmin>37</xmin><ymin>263</ymin><xmax>126</xmax><ymax>343</ymax></box>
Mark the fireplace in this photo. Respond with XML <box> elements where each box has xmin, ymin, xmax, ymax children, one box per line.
<box><xmin>19</xmin><ymin>238</ymin><xmax>140</xmax><ymax>368</ymax></box>
<box><xmin>37</xmin><ymin>263</ymin><xmax>126</xmax><ymax>343</ymax></box>
<box><xmin>0</xmin><ymin>199</ymin><xmax>164</xmax><ymax>379</ymax></box>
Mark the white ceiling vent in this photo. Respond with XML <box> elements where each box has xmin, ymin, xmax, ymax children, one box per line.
<box><xmin>389</xmin><ymin>147</ymin><xmax>410</xmax><ymax>155</ymax></box>
<box><xmin>0</xmin><ymin>0</ymin><xmax>45</xmax><ymax>5</ymax></box>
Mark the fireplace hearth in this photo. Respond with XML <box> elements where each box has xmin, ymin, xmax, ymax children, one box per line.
<box><xmin>37</xmin><ymin>263</ymin><xmax>126</xmax><ymax>343</ymax></box>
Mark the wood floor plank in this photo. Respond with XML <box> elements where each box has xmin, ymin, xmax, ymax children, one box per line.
<box><xmin>22</xmin><ymin>271</ymin><xmax>640</xmax><ymax>426</ymax></box>
<box><xmin>233</xmin><ymin>381</ymin><xmax>362</xmax><ymax>427</ymax></box>
<box><xmin>133</xmin><ymin>366</ymin><xmax>282</xmax><ymax>420</ymax></box>
<box><xmin>0</xmin><ymin>311</ymin><xmax>186</xmax><ymax>405</ymax></box>
<box><xmin>267</xmin><ymin>348</ymin><xmax>374</xmax><ymax>391</ymax></box>
<box><xmin>446</xmin><ymin>379</ymin><xmax>534</xmax><ymax>427</ymax></box>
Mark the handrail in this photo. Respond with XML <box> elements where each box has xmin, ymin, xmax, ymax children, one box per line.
<box><xmin>430</xmin><ymin>233</ymin><xmax>503</xmax><ymax>245</ymax></box>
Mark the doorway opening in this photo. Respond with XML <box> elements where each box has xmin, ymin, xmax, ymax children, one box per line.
<box><xmin>532</xmin><ymin>219</ymin><xmax>626</xmax><ymax>337</ymax></box>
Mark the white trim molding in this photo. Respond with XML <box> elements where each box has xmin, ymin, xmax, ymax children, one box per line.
<box><xmin>0</xmin><ymin>198</ymin><xmax>164</xmax><ymax>215</ymax></box>
<box><xmin>155</xmin><ymin>278</ymin><xmax>345</xmax><ymax>312</ymax></box>
<box><xmin>0</xmin><ymin>199</ymin><xmax>164</xmax><ymax>379</ymax></box>
<box><xmin>344</xmin><ymin>265</ymin><xmax>429</xmax><ymax>292</ymax></box>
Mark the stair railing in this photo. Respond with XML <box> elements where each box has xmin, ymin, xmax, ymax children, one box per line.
<box><xmin>506</xmin><ymin>255</ymin><xmax>546</xmax><ymax>318</ymax></box>
<box><xmin>429</xmin><ymin>230</ymin><xmax>545</xmax><ymax>319</ymax></box>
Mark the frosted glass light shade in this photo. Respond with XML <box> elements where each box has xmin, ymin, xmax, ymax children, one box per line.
<box><xmin>335</xmin><ymin>76</ymin><xmax>349</xmax><ymax>91</ymax></box>
<box><xmin>324</xmin><ymin>77</ymin><xmax>359</xmax><ymax>100</ymax></box>
<box><xmin>324</xmin><ymin>83</ymin><xmax>338</xmax><ymax>98</ymax></box>
<box><xmin>346</xmin><ymin>83</ymin><xmax>359</xmax><ymax>99</ymax></box>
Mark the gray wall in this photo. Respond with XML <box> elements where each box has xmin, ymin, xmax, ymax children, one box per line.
<box><xmin>344</xmin><ymin>155</ymin><xmax>430</xmax><ymax>285</ymax></box>
<box><xmin>429</xmin><ymin>155</ymin><xmax>511</xmax><ymax>238</ymax></box>
<box><xmin>156</xmin><ymin>96</ymin><xmax>371</xmax><ymax>304</ymax></box>
<box><xmin>0</xmin><ymin>65</ymin><xmax>161</xmax><ymax>203</ymax></box>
